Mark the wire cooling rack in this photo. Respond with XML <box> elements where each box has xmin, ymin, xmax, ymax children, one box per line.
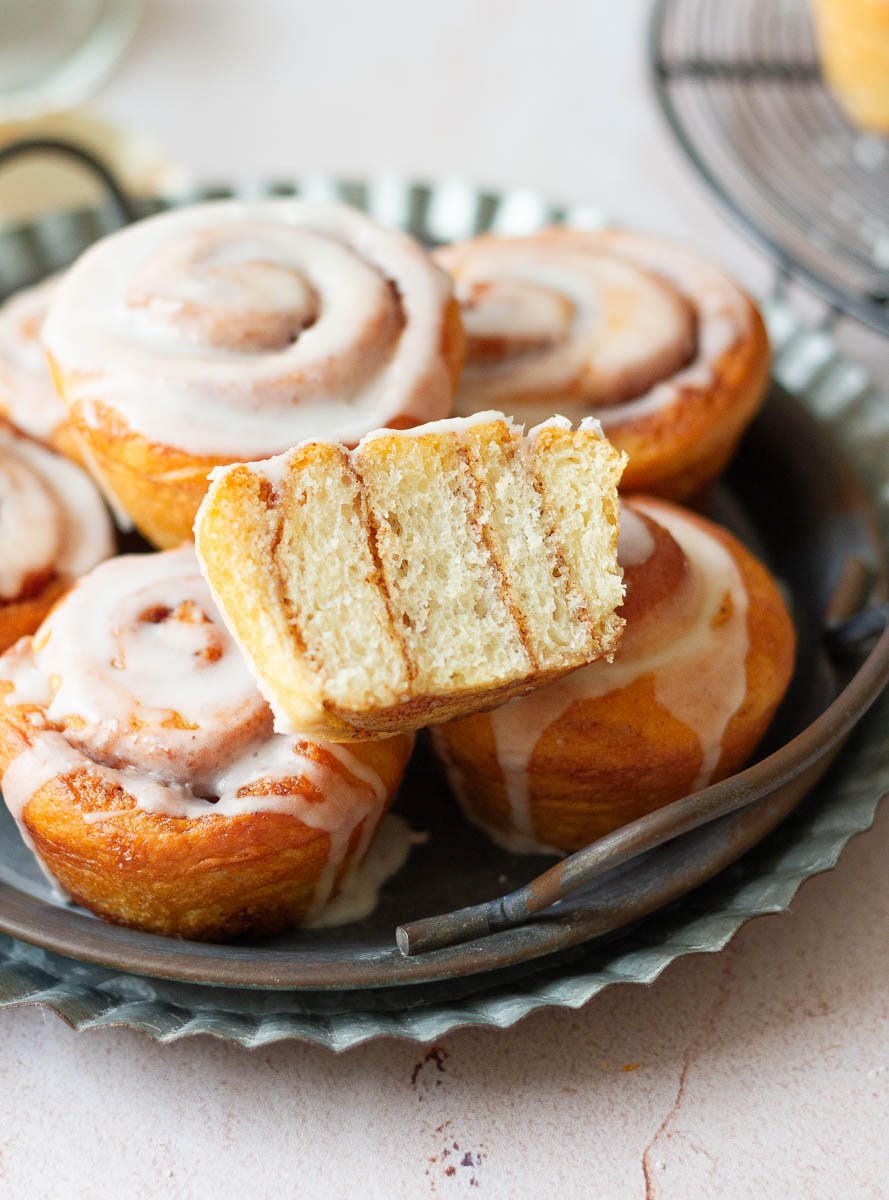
<box><xmin>649</xmin><ymin>0</ymin><xmax>889</xmax><ymax>335</ymax></box>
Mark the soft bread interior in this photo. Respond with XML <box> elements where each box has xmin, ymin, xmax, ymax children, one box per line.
<box><xmin>465</xmin><ymin>421</ymin><xmax>601</xmax><ymax>664</ymax></box>
<box><xmin>196</xmin><ymin>414</ymin><xmax>625</xmax><ymax>739</ymax></box>
<box><xmin>527</xmin><ymin>423</ymin><xmax>626</xmax><ymax>643</ymax></box>
<box><xmin>276</xmin><ymin>442</ymin><xmax>409</xmax><ymax>708</ymax></box>
<box><xmin>353</xmin><ymin>432</ymin><xmax>531</xmax><ymax>693</ymax></box>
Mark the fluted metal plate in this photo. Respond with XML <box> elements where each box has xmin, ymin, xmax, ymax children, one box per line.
<box><xmin>0</xmin><ymin>178</ymin><xmax>886</xmax><ymax>1046</ymax></box>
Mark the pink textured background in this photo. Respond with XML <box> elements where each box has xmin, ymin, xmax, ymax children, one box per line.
<box><xmin>2</xmin><ymin>3</ymin><xmax>887</xmax><ymax>1196</ymax></box>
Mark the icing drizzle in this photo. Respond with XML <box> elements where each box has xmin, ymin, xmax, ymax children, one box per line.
<box><xmin>43</xmin><ymin>200</ymin><xmax>456</xmax><ymax>457</ymax></box>
<box><xmin>483</xmin><ymin>500</ymin><xmax>750</xmax><ymax>847</ymax></box>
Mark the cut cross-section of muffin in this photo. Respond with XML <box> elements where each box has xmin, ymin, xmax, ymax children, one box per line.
<box><xmin>195</xmin><ymin>412</ymin><xmax>626</xmax><ymax>740</ymax></box>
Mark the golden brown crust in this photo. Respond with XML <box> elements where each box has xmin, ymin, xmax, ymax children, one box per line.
<box><xmin>46</xmin><ymin>298</ymin><xmax>465</xmax><ymax>549</ymax></box>
<box><xmin>0</xmin><ymin>699</ymin><xmax>412</xmax><ymax>940</ymax></box>
<box><xmin>316</xmin><ymin>648</ymin><xmax>622</xmax><ymax>741</ymax></box>
<box><xmin>56</xmin><ymin>390</ymin><xmax>225</xmax><ymax>551</ymax></box>
<box><xmin>0</xmin><ymin>575</ymin><xmax>68</xmax><ymax>654</ymax></box>
<box><xmin>434</xmin><ymin>500</ymin><xmax>795</xmax><ymax>851</ymax></box>
<box><xmin>45</xmin><ymin>419</ymin><xmax>86</xmax><ymax>466</ymax></box>
<box><xmin>612</xmin><ymin>303</ymin><xmax>770</xmax><ymax>499</ymax></box>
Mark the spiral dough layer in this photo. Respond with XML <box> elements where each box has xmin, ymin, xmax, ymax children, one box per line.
<box><xmin>0</xmin><ymin>426</ymin><xmax>112</xmax><ymax>607</ymax></box>
<box><xmin>0</xmin><ymin>275</ymin><xmax>68</xmax><ymax>445</ymax></box>
<box><xmin>436</xmin><ymin>229</ymin><xmax>769</xmax><ymax>499</ymax></box>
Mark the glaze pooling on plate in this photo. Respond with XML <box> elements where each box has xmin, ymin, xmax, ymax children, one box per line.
<box><xmin>305</xmin><ymin>813</ymin><xmax>417</xmax><ymax>929</ymax></box>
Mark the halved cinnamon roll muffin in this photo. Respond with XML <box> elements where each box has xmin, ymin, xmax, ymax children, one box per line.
<box><xmin>42</xmin><ymin>200</ymin><xmax>465</xmax><ymax>548</ymax></box>
<box><xmin>0</xmin><ymin>425</ymin><xmax>114</xmax><ymax>652</ymax></box>
<box><xmin>195</xmin><ymin>413</ymin><xmax>626</xmax><ymax>741</ymax></box>
<box><xmin>436</xmin><ymin>229</ymin><xmax>770</xmax><ymax>500</ymax></box>
<box><xmin>0</xmin><ymin>546</ymin><xmax>413</xmax><ymax>939</ymax></box>
<box><xmin>0</xmin><ymin>274</ymin><xmax>77</xmax><ymax>457</ymax></box>
<box><xmin>432</xmin><ymin>497</ymin><xmax>795</xmax><ymax>854</ymax></box>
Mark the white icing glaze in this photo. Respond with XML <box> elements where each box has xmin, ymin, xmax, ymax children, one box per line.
<box><xmin>430</xmin><ymin>727</ymin><xmax>564</xmax><ymax>857</ymax></box>
<box><xmin>0</xmin><ymin>545</ymin><xmax>405</xmax><ymax>919</ymax></box>
<box><xmin>617</xmin><ymin>504</ymin><xmax>655</xmax><ymax>568</ymax></box>
<box><xmin>211</xmin><ymin>410</ymin><xmax>608</xmax><ymax>503</ymax></box>
<box><xmin>306</xmin><ymin>812</ymin><xmax>415</xmax><ymax>928</ymax></box>
<box><xmin>358</xmin><ymin>408</ymin><xmax>514</xmax><ymax>444</ymax></box>
<box><xmin>485</xmin><ymin>500</ymin><xmax>749</xmax><ymax>846</ymax></box>
<box><xmin>23</xmin><ymin>546</ymin><xmax>268</xmax><ymax>780</ymax></box>
<box><xmin>438</xmin><ymin>229</ymin><xmax>752</xmax><ymax>428</ymax></box>
<box><xmin>43</xmin><ymin>200</ymin><xmax>455</xmax><ymax>457</ymax></box>
<box><xmin>578</xmin><ymin>415</ymin><xmax>605</xmax><ymax>436</ymax></box>
<box><xmin>235</xmin><ymin>409</ymin><xmax>517</xmax><ymax>494</ymax></box>
<box><xmin>0</xmin><ymin>274</ymin><xmax>67</xmax><ymax>442</ymax></box>
<box><xmin>0</xmin><ymin>427</ymin><xmax>114</xmax><ymax>600</ymax></box>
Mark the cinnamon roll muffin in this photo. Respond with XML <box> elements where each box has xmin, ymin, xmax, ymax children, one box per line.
<box><xmin>432</xmin><ymin>497</ymin><xmax>795</xmax><ymax>853</ymax></box>
<box><xmin>0</xmin><ymin>425</ymin><xmax>114</xmax><ymax>652</ymax></box>
<box><xmin>43</xmin><ymin>200</ymin><xmax>465</xmax><ymax>547</ymax></box>
<box><xmin>436</xmin><ymin>229</ymin><xmax>770</xmax><ymax>500</ymax></box>
<box><xmin>0</xmin><ymin>546</ymin><xmax>413</xmax><ymax>939</ymax></box>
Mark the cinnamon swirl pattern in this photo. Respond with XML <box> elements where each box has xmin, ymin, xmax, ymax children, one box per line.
<box><xmin>0</xmin><ymin>275</ymin><xmax>72</xmax><ymax>452</ymax></box>
<box><xmin>0</xmin><ymin>426</ymin><xmax>114</xmax><ymax>652</ymax></box>
<box><xmin>43</xmin><ymin>200</ymin><xmax>465</xmax><ymax>547</ymax></box>
<box><xmin>432</xmin><ymin>498</ymin><xmax>795</xmax><ymax>854</ymax></box>
<box><xmin>436</xmin><ymin>229</ymin><xmax>770</xmax><ymax>499</ymax></box>
<box><xmin>0</xmin><ymin>546</ymin><xmax>413</xmax><ymax>939</ymax></box>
